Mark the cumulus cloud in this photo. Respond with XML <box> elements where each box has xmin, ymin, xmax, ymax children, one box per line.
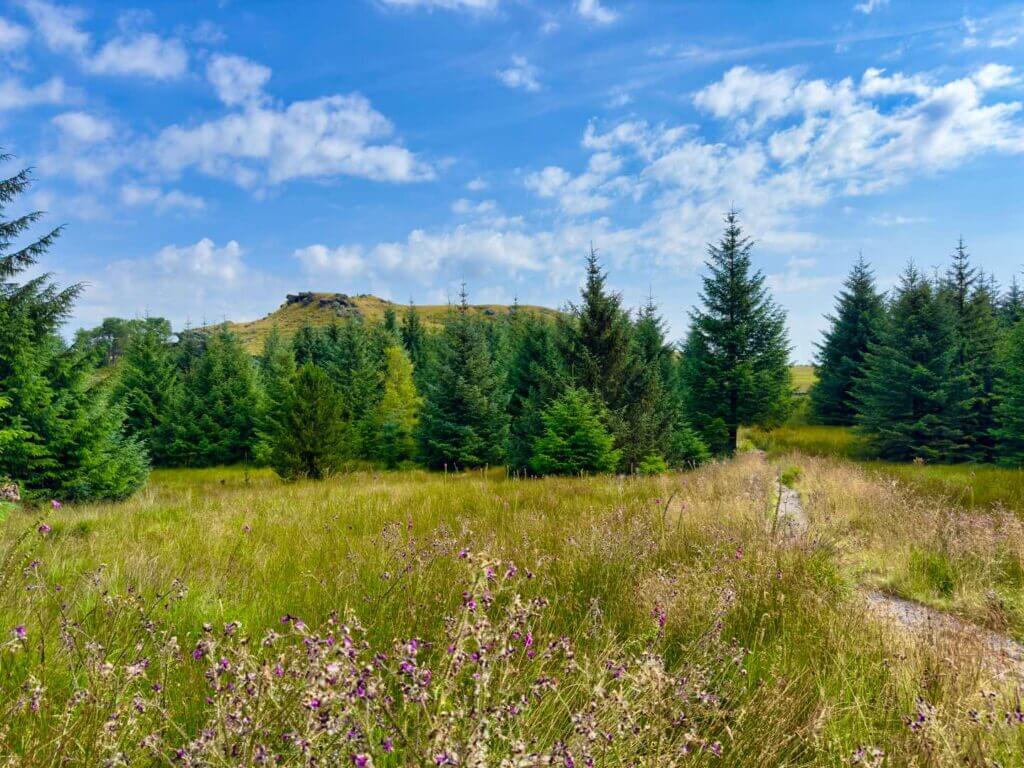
<box><xmin>497</xmin><ymin>56</ymin><xmax>540</xmax><ymax>92</ymax></box>
<box><xmin>0</xmin><ymin>17</ymin><xmax>30</xmax><ymax>49</ymax></box>
<box><xmin>854</xmin><ymin>0</ymin><xmax>889</xmax><ymax>14</ymax></box>
<box><xmin>378</xmin><ymin>0</ymin><xmax>499</xmax><ymax>10</ymax></box>
<box><xmin>293</xmin><ymin>244</ymin><xmax>366</xmax><ymax>279</ymax></box>
<box><xmin>152</xmin><ymin>92</ymin><xmax>434</xmax><ymax>187</ymax></box>
<box><xmin>52</xmin><ymin>111</ymin><xmax>113</xmax><ymax>142</ymax></box>
<box><xmin>0</xmin><ymin>76</ymin><xmax>66</xmax><ymax>110</ymax></box>
<box><xmin>207</xmin><ymin>54</ymin><xmax>271</xmax><ymax>106</ymax></box>
<box><xmin>155</xmin><ymin>238</ymin><xmax>245</xmax><ymax>282</ymax></box>
<box><xmin>20</xmin><ymin>0</ymin><xmax>187</xmax><ymax>79</ymax></box>
<box><xmin>120</xmin><ymin>184</ymin><xmax>205</xmax><ymax>213</ymax></box>
<box><xmin>576</xmin><ymin>0</ymin><xmax>618</xmax><ymax>24</ymax></box>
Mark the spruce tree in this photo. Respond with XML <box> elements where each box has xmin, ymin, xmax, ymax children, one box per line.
<box><xmin>373</xmin><ymin>345</ymin><xmax>422</xmax><ymax>467</ymax></box>
<box><xmin>941</xmin><ymin>239</ymin><xmax>1000</xmax><ymax>461</ymax></box>
<box><xmin>507</xmin><ymin>314</ymin><xmax>565</xmax><ymax>471</ymax></box>
<box><xmin>112</xmin><ymin>322</ymin><xmax>179</xmax><ymax>465</ymax></box>
<box><xmin>164</xmin><ymin>326</ymin><xmax>262</xmax><ymax>466</ymax></box>
<box><xmin>383</xmin><ymin>306</ymin><xmax>399</xmax><ymax>339</ymax></box>
<box><xmin>419</xmin><ymin>286</ymin><xmax>509</xmax><ymax>470</ymax></box>
<box><xmin>993</xmin><ymin>319</ymin><xmax>1024</xmax><ymax>466</ymax></box>
<box><xmin>679</xmin><ymin>210</ymin><xmax>792</xmax><ymax>455</ymax></box>
<box><xmin>854</xmin><ymin>264</ymin><xmax>968</xmax><ymax>462</ymax></box>
<box><xmin>0</xmin><ymin>158</ymin><xmax>148</xmax><ymax>500</ymax></box>
<box><xmin>1000</xmin><ymin>275</ymin><xmax>1023</xmax><ymax>328</ymax></box>
<box><xmin>401</xmin><ymin>301</ymin><xmax>430</xmax><ymax>388</ymax></box>
<box><xmin>320</xmin><ymin>320</ymin><xmax>382</xmax><ymax>459</ymax></box>
<box><xmin>253</xmin><ymin>327</ymin><xmax>296</xmax><ymax>465</ymax></box>
<box><xmin>270</xmin><ymin>363</ymin><xmax>346</xmax><ymax>480</ymax></box>
<box><xmin>809</xmin><ymin>256</ymin><xmax>885</xmax><ymax>425</ymax></box>
<box><xmin>530</xmin><ymin>388</ymin><xmax>620</xmax><ymax>475</ymax></box>
<box><xmin>562</xmin><ymin>246</ymin><xmax>631</xmax><ymax>415</ymax></box>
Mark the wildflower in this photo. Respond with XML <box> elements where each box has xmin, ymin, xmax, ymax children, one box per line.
<box><xmin>38</xmin><ymin>523</ymin><xmax>51</xmax><ymax>535</ymax></box>
<box><xmin>13</xmin><ymin>625</ymin><xmax>27</xmax><ymax>640</ymax></box>
<box><xmin>709</xmin><ymin>741</ymin><xmax>723</xmax><ymax>757</ymax></box>
<box><xmin>50</xmin><ymin>499</ymin><xmax>61</xmax><ymax>509</ymax></box>
<box><xmin>351</xmin><ymin>755</ymin><xmax>371</xmax><ymax>767</ymax></box>
<box><xmin>381</xmin><ymin>738</ymin><xmax>394</xmax><ymax>753</ymax></box>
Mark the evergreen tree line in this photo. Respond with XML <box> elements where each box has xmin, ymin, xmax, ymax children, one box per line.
<box><xmin>0</xmin><ymin>154</ymin><xmax>792</xmax><ymax>498</ymax></box>
<box><xmin>810</xmin><ymin>242</ymin><xmax>1024</xmax><ymax>466</ymax></box>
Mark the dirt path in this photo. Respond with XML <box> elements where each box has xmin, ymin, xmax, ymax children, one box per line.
<box><xmin>770</xmin><ymin>468</ymin><xmax>1024</xmax><ymax>680</ymax></box>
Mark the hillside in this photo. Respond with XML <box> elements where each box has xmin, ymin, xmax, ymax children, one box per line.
<box><xmin>217</xmin><ymin>292</ymin><xmax>562</xmax><ymax>351</ymax></box>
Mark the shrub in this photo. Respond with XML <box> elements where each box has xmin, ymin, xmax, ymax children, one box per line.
<box><xmin>530</xmin><ymin>388</ymin><xmax>620</xmax><ymax>475</ymax></box>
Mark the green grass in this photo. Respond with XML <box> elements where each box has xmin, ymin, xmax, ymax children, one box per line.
<box><xmin>789</xmin><ymin>364</ymin><xmax>816</xmax><ymax>394</ymax></box>
<box><xmin>748</xmin><ymin>422</ymin><xmax>1024</xmax><ymax>512</ymax></box>
<box><xmin>2</xmin><ymin>459</ymin><xmax>1022</xmax><ymax>764</ymax></box>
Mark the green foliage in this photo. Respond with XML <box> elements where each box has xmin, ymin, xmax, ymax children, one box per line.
<box><xmin>530</xmin><ymin>388</ymin><xmax>620</xmax><ymax>475</ymax></box>
<box><xmin>809</xmin><ymin>256</ymin><xmax>884</xmax><ymax>426</ymax></box>
<box><xmin>164</xmin><ymin>326</ymin><xmax>262</xmax><ymax>467</ymax></box>
<box><xmin>112</xmin><ymin>322</ymin><xmax>179</xmax><ymax>465</ymax></box>
<box><xmin>373</xmin><ymin>346</ymin><xmax>422</xmax><ymax>467</ymax></box>
<box><xmin>854</xmin><ymin>264</ymin><xmax>968</xmax><ymax>462</ymax></box>
<box><xmin>506</xmin><ymin>314</ymin><xmax>565</xmax><ymax>471</ymax></box>
<box><xmin>253</xmin><ymin>327</ymin><xmax>296</xmax><ymax>465</ymax></box>
<box><xmin>993</xmin><ymin>320</ymin><xmax>1024</xmax><ymax>467</ymax></box>
<box><xmin>270</xmin><ymin>364</ymin><xmax>346</xmax><ymax>480</ymax></box>
<box><xmin>74</xmin><ymin>316</ymin><xmax>172</xmax><ymax>367</ymax></box>
<box><xmin>1000</xmin><ymin>275</ymin><xmax>1023</xmax><ymax>328</ymax></box>
<box><xmin>636</xmin><ymin>453</ymin><xmax>668</xmax><ymax>475</ymax></box>
<box><xmin>0</xmin><ymin>158</ymin><xmax>148</xmax><ymax>501</ymax></box>
<box><xmin>401</xmin><ymin>302</ymin><xmax>431</xmax><ymax>388</ymax></box>
<box><xmin>680</xmin><ymin>210</ymin><xmax>792</xmax><ymax>455</ymax></box>
<box><xmin>419</xmin><ymin>288</ymin><xmax>509</xmax><ymax>470</ymax></box>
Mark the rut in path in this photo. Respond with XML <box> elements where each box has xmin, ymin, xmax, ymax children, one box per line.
<box><xmin>770</xmin><ymin>470</ymin><xmax>1024</xmax><ymax>681</ymax></box>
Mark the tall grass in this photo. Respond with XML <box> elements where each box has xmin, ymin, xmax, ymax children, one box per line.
<box><xmin>1</xmin><ymin>458</ymin><xmax>1022</xmax><ymax>764</ymax></box>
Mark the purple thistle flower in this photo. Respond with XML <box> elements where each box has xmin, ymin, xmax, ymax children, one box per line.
<box><xmin>381</xmin><ymin>738</ymin><xmax>394</xmax><ymax>754</ymax></box>
<box><xmin>351</xmin><ymin>755</ymin><xmax>370</xmax><ymax>767</ymax></box>
<box><xmin>50</xmin><ymin>499</ymin><xmax>61</xmax><ymax>509</ymax></box>
<box><xmin>13</xmin><ymin>625</ymin><xmax>26</xmax><ymax>640</ymax></box>
<box><xmin>37</xmin><ymin>523</ymin><xmax>51</xmax><ymax>535</ymax></box>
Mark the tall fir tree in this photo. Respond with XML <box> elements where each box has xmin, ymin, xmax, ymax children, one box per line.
<box><xmin>373</xmin><ymin>345</ymin><xmax>422</xmax><ymax>467</ymax></box>
<box><xmin>941</xmin><ymin>239</ymin><xmax>1001</xmax><ymax>461</ymax></box>
<box><xmin>1001</xmin><ymin>274</ymin><xmax>1024</xmax><ymax>328</ymax></box>
<box><xmin>562</xmin><ymin>246</ymin><xmax>632</xmax><ymax>416</ymax></box>
<box><xmin>164</xmin><ymin>326</ymin><xmax>262</xmax><ymax>466</ymax></box>
<box><xmin>854</xmin><ymin>264</ymin><xmax>968</xmax><ymax>462</ymax></box>
<box><xmin>320</xmin><ymin>320</ymin><xmax>383</xmax><ymax>459</ymax></box>
<box><xmin>0</xmin><ymin>159</ymin><xmax>148</xmax><ymax>500</ymax></box>
<box><xmin>506</xmin><ymin>313</ymin><xmax>565</xmax><ymax>472</ymax></box>
<box><xmin>112</xmin><ymin>322</ymin><xmax>179</xmax><ymax>466</ymax></box>
<box><xmin>993</xmin><ymin>319</ymin><xmax>1024</xmax><ymax>466</ymax></box>
<box><xmin>679</xmin><ymin>211</ymin><xmax>792</xmax><ymax>455</ymax></box>
<box><xmin>383</xmin><ymin>306</ymin><xmax>399</xmax><ymax>340</ymax></box>
<box><xmin>401</xmin><ymin>301</ymin><xmax>431</xmax><ymax>388</ymax></box>
<box><xmin>809</xmin><ymin>256</ymin><xmax>885</xmax><ymax>425</ymax></box>
<box><xmin>269</xmin><ymin>363</ymin><xmax>346</xmax><ymax>480</ymax></box>
<box><xmin>253</xmin><ymin>326</ymin><xmax>296</xmax><ymax>465</ymax></box>
<box><xmin>418</xmin><ymin>286</ymin><xmax>509</xmax><ymax>469</ymax></box>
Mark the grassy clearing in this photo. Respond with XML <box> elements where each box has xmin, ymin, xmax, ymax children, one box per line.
<box><xmin>748</xmin><ymin>423</ymin><xmax>1024</xmax><ymax>512</ymax></box>
<box><xmin>2</xmin><ymin>458</ymin><xmax>1023</xmax><ymax>764</ymax></box>
<box><xmin>789</xmin><ymin>364</ymin><xmax>816</xmax><ymax>394</ymax></box>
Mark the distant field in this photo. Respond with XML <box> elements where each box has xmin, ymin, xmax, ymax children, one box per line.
<box><xmin>747</xmin><ymin>422</ymin><xmax>1024</xmax><ymax>512</ymax></box>
<box><xmin>4</xmin><ymin>456</ymin><xmax>1023</xmax><ymax>764</ymax></box>
<box><xmin>789</xmin><ymin>364</ymin><xmax>816</xmax><ymax>394</ymax></box>
<box><xmin>216</xmin><ymin>292</ymin><xmax>561</xmax><ymax>351</ymax></box>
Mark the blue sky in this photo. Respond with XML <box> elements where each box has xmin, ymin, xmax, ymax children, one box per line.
<box><xmin>3</xmin><ymin>0</ymin><xmax>1024</xmax><ymax>360</ymax></box>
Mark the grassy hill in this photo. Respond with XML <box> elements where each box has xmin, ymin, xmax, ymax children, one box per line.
<box><xmin>216</xmin><ymin>292</ymin><xmax>562</xmax><ymax>351</ymax></box>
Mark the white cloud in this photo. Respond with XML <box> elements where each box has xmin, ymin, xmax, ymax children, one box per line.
<box><xmin>378</xmin><ymin>0</ymin><xmax>499</xmax><ymax>11</ymax></box>
<box><xmin>86</xmin><ymin>32</ymin><xmax>187</xmax><ymax>79</ymax></box>
<box><xmin>155</xmin><ymin>238</ymin><xmax>244</xmax><ymax>282</ymax></box>
<box><xmin>854</xmin><ymin>0</ymin><xmax>889</xmax><ymax>14</ymax></box>
<box><xmin>452</xmin><ymin>197</ymin><xmax>496</xmax><ymax>215</ymax></box>
<box><xmin>207</xmin><ymin>54</ymin><xmax>271</xmax><ymax>106</ymax></box>
<box><xmin>153</xmin><ymin>92</ymin><xmax>434</xmax><ymax>187</ymax></box>
<box><xmin>466</xmin><ymin>176</ymin><xmax>488</xmax><ymax>191</ymax></box>
<box><xmin>294</xmin><ymin>244</ymin><xmax>366</xmax><ymax>279</ymax></box>
<box><xmin>0</xmin><ymin>75</ymin><xmax>66</xmax><ymax>110</ymax></box>
<box><xmin>120</xmin><ymin>184</ymin><xmax>205</xmax><ymax>212</ymax></box>
<box><xmin>576</xmin><ymin>0</ymin><xmax>618</xmax><ymax>25</ymax></box>
<box><xmin>0</xmin><ymin>17</ymin><xmax>30</xmax><ymax>49</ymax></box>
<box><xmin>52</xmin><ymin>111</ymin><xmax>113</xmax><ymax>142</ymax></box>
<box><xmin>870</xmin><ymin>213</ymin><xmax>931</xmax><ymax>226</ymax></box>
<box><xmin>973</xmin><ymin>63</ymin><xmax>1020</xmax><ymax>90</ymax></box>
<box><xmin>20</xmin><ymin>1</ymin><xmax>187</xmax><ymax>80</ymax></box>
<box><xmin>497</xmin><ymin>55</ymin><xmax>540</xmax><ymax>92</ymax></box>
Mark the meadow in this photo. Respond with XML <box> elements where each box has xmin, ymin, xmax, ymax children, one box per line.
<box><xmin>3</xmin><ymin>454</ymin><xmax>1024</xmax><ymax>765</ymax></box>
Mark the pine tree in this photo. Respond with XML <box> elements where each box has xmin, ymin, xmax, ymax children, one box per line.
<box><xmin>320</xmin><ymin>320</ymin><xmax>383</xmax><ymax>459</ymax></box>
<box><xmin>993</xmin><ymin>320</ymin><xmax>1024</xmax><ymax>466</ymax></box>
<box><xmin>112</xmin><ymin>322</ymin><xmax>179</xmax><ymax>465</ymax></box>
<box><xmin>253</xmin><ymin>326</ymin><xmax>296</xmax><ymax>464</ymax></box>
<box><xmin>941</xmin><ymin>239</ymin><xmax>1001</xmax><ymax>461</ymax></box>
<box><xmin>383</xmin><ymin>306</ymin><xmax>399</xmax><ymax>339</ymax></box>
<box><xmin>419</xmin><ymin>286</ymin><xmax>509</xmax><ymax>470</ymax></box>
<box><xmin>530</xmin><ymin>388</ymin><xmax>620</xmax><ymax>475</ymax></box>
<box><xmin>563</xmin><ymin>246</ymin><xmax>631</xmax><ymax>414</ymax></box>
<box><xmin>1001</xmin><ymin>275</ymin><xmax>1023</xmax><ymax>328</ymax></box>
<box><xmin>401</xmin><ymin>301</ymin><xmax>430</xmax><ymax>387</ymax></box>
<box><xmin>0</xmin><ymin>158</ymin><xmax>148</xmax><ymax>500</ymax></box>
<box><xmin>373</xmin><ymin>345</ymin><xmax>422</xmax><ymax>467</ymax></box>
<box><xmin>679</xmin><ymin>210</ymin><xmax>792</xmax><ymax>455</ymax></box>
<box><xmin>506</xmin><ymin>314</ymin><xmax>565</xmax><ymax>471</ymax></box>
<box><xmin>809</xmin><ymin>256</ymin><xmax>885</xmax><ymax>425</ymax></box>
<box><xmin>270</xmin><ymin>363</ymin><xmax>346</xmax><ymax>480</ymax></box>
<box><xmin>164</xmin><ymin>326</ymin><xmax>262</xmax><ymax>466</ymax></box>
<box><xmin>854</xmin><ymin>264</ymin><xmax>968</xmax><ymax>462</ymax></box>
